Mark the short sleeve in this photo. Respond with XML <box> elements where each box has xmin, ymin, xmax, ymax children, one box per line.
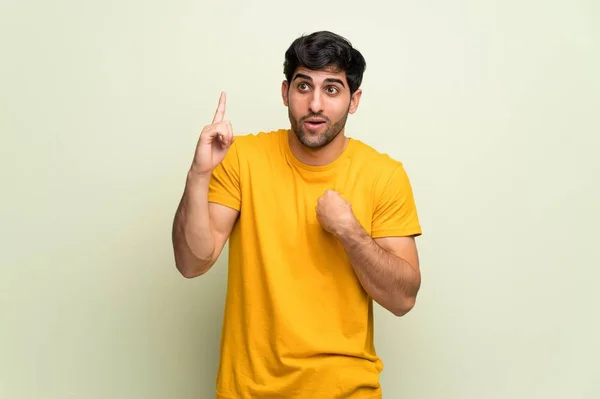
<box><xmin>371</xmin><ymin>164</ymin><xmax>422</xmax><ymax>238</ymax></box>
<box><xmin>208</xmin><ymin>140</ymin><xmax>241</xmax><ymax>211</ymax></box>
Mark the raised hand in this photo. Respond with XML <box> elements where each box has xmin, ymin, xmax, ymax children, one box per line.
<box><xmin>191</xmin><ymin>92</ymin><xmax>235</xmax><ymax>176</ymax></box>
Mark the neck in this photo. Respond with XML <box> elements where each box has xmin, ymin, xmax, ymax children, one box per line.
<box><xmin>288</xmin><ymin>130</ymin><xmax>349</xmax><ymax>166</ymax></box>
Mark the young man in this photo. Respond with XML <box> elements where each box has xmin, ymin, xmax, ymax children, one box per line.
<box><xmin>172</xmin><ymin>31</ymin><xmax>422</xmax><ymax>399</ymax></box>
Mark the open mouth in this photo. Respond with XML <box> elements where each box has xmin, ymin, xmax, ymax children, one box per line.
<box><xmin>304</xmin><ymin>119</ymin><xmax>327</xmax><ymax>129</ymax></box>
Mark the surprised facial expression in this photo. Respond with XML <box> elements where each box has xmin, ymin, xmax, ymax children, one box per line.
<box><xmin>282</xmin><ymin>67</ymin><xmax>362</xmax><ymax>149</ymax></box>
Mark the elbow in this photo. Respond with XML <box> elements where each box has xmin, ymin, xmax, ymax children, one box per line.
<box><xmin>174</xmin><ymin>256</ymin><xmax>213</xmax><ymax>279</ymax></box>
<box><xmin>179</xmin><ymin>267</ymin><xmax>205</xmax><ymax>279</ymax></box>
<box><xmin>391</xmin><ymin>296</ymin><xmax>417</xmax><ymax>317</ymax></box>
<box><xmin>178</xmin><ymin>263</ymin><xmax>210</xmax><ymax>279</ymax></box>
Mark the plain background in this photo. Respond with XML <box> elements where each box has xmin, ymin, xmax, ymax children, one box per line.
<box><xmin>1</xmin><ymin>0</ymin><xmax>599</xmax><ymax>398</ymax></box>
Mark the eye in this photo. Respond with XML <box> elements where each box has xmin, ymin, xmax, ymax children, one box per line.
<box><xmin>298</xmin><ymin>82</ymin><xmax>310</xmax><ymax>91</ymax></box>
<box><xmin>326</xmin><ymin>86</ymin><xmax>339</xmax><ymax>94</ymax></box>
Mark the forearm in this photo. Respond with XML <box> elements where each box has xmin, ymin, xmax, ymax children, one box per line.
<box><xmin>337</xmin><ymin>222</ymin><xmax>421</xmax><ymax>316</ymax></box>
<box><xmin>172</xmin><ymin>172</ymin><xmax>216</xmax><ymax>277</ymax></box>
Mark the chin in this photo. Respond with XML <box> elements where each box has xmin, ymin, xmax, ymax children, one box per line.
<box><xmin>301</xmin><ymin>139</ymin><xmax>327</xmax><ymax>149</ymax></box>
<box><xmin>289</xmin><ymin>114</ymin><xmax>345</xmax><ymax>150</ymax></box>
<box><xmin>297</xmin><ymin>130</ymin><xmax>334</xmax><ymax>149</ymax></box>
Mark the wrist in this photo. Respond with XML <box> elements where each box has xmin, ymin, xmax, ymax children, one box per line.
<box><xmin>186</xmin><ymin>168</ymin><xmax>212</xmax><ymax>188</ymax></box>
<box><xmin>335</xmin><ymin>214</ymin><xmax>363</xmax><ymax>241</ymax></box>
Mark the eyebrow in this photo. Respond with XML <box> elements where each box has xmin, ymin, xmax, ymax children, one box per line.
<box><xmin>292</xmin><ymin>73</ymin><xmax>346</xmax><ymax>88</ymax></box>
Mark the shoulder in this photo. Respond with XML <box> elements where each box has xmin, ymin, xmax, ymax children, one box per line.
<box><xmin>348</xmin><ymin>138</ymin><xmax>407</xmax><ymax>186</ymax></box>
<box><xmin>350</xmin><ymin>138</ymin><xmax>402</xmax><ymax>167</ymax></box>
<box><xmin>219</xmin><ymin>129</ymin><xmax>286</xmax><ymax>171</ymax></box>
<box><xmin>230</xmin><ymin>129</ymin><xmax>286</xmax><ymax>153</ymax></box>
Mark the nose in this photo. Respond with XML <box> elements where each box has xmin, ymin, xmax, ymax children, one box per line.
<box><xmin>309</xmin><ymin>91</ymin><xmax>324</xmax><ymax>114</ymax></box>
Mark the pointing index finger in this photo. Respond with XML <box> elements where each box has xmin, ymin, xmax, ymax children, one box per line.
<box><xmin>212</xmin><ymin>91</ymin><xmax>226</xmax><ymax>123</ymax></box>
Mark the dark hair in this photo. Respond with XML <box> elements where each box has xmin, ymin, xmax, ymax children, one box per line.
<box><xmin>283</xmin><ymin>31</ymin><xmax>367</xmax><ymax>94</ymax></box>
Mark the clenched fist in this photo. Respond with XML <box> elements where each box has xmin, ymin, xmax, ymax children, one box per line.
<box><xmin>315</xmin><ymin>190</ymin><xmax>357</xmax><ymax>237</ymax></box>
<box><xmin>191</xmin><ymin>92</ymin><xmax>235</xmax><ymax>176</ymax></box>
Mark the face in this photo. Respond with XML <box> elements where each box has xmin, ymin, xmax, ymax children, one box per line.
<box><xmin>282</xmin><ymin>67</ymin><xmax>362</xmax><ymax>149</ymax></box>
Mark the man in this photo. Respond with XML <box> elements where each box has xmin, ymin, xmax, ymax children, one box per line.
<box><xmin>172</xmin><ymin>30</ymin><xmax>422</xmax><ymax>399</ymax></box>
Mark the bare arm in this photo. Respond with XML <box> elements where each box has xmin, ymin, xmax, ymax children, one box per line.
<box><xmin>337</xmin><ymin>220</ymin><xmax>421</xmax><ymax>317</ymax></box>
<box><xmin>316</xmin><ymin>189</ymin><xmax>421</xmax><ymax>316</ymax></box>
<box><xmin>172</xmin><ymin>172</ymin><xmax>239</xmax><ymax>278</ymax></box>
<box><xmin>172</xmin><ymin>91</ymin><xmax>239</xmax><ymax>278</ymax></box>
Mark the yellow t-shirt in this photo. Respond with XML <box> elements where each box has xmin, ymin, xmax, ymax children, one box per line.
<box><xmin>208</xmin><ymin>129</ymin><xmax>422</xmax><ymax>399</ymax></box>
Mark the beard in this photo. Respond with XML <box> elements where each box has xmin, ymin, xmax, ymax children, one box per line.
<box><xmin>289</xmin><ymin>107</ymin><xmax>349</xmax><ymax>149</ymax></box>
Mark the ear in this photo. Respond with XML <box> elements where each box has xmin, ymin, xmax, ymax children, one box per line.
<box><xmin>281</xmin><ymin>80</ymin><xmax>289</xmax><ymax>106</ymax></box>
<box><xmin>348</xmin><ymin>89</ymin><xmax>362</xmax><ymax>114</ymax></box>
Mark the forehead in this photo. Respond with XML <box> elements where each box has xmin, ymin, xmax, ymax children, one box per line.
<box><xmin>293</xmin><ymin>66</ymin><xmax>348</xmax><ymax>85</ymax></box>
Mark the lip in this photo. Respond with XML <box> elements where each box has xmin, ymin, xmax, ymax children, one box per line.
<box><xmin>304</xmin><ymin>120</ymin><xmax>326</xmax><ymax>127</ymax></box>
<box><xmin>303</xmin><ymin>121</ymin><xmax>326</xmax><ymax>131</ymax></box>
